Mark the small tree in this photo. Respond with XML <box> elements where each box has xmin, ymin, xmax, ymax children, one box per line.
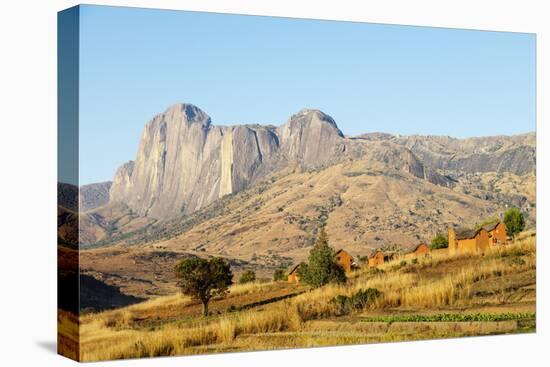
<box><xmin>174</xmin><ymin>257</ymin><xmax>233</xmax><ymax>316</ymax></box>
<box><xmin>273</xmin><ymin>268</ymin><xmax>287</xmax><ymax>281</ymax></box>
<box><xmin>430</xmin><ymin>233</ymin><xmax>448</xmax><ymax>250</ymax></box>
<box><xmin>504</xmin><ymin>208</ymin><xmax>525</xmax><ymax>239</ymax></box>
<box><xmin>239</xmin><ymin>270</ymin><xmax>256</xmax><ymax>284</ymax></box>
<box><xmin>298</xmin><ymin>227</ymin><xmax>346</xmax><ymax>288</ymax></box>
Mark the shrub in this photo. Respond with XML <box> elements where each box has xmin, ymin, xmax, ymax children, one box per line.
<box><xmin>504</xmin><ymin>208</ymin><xmax>525</xmax><ymax>238</ymax></box>
<box><xmin>273</xmin><ymin>268</ymin><xmax>287</xmax><ymax>281</ymax></box>
<box><xmin>329</xmin><ymin>288</ymin><xmax>381</xmax><ymax>316</ymax></box>
<box><xmin>430</xmin><ymin>233</ymin><xmax>448</xmax><ymax>250</ymax></box>
<box><xmin>239</xmin><ymin>270</ymin><xmax>256</xmax><ymax>284</ymax></box>
<box><xmin>330</xmin><ymin>295</ymin><xmax>352</xmax><ymax>316</ymax></box>
<box><xmin>352</xmin><ymin>288</ymin><xmax>381</xmax><ymax>309</ymax></box>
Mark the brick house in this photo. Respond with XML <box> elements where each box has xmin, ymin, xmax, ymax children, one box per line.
<box><xmin>482</xmin><ymin>222</ymin><xmax>507</xmax><ymax>245</ymax></box>
<box><xmin>368</xmin><ymin>249</ymin><xmax>397</xmax><ymax>267</ymax></box>
<box><xmin>404</xmin><ymin>243</ymin><xmax>430</xmax><ymax>259</ymax></box>
<box><xmin>448</xmin><ymin>227</ymin><xmax>490</xmax><ymax>254</ymax></box>
<box><xmin>335</xmin><ymin>249</ymin><xmax>359</xmax><ymax>273</ymax></box>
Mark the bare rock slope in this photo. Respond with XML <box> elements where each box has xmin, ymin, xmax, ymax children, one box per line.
<box><xmin>70</xmin><ymin>103</ymin><xmax>535</xmax><ymax>247</ymax></box>
<box><xmin>109</xmin><ymin>104</ymin><xmax>455</xmax><ymax>220</ymax></box>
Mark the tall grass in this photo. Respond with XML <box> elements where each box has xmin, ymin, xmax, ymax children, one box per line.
<box><xmin>80</xmin><ymin>300</ymin><xmax>302</xmax><ymax>361</ymax></box>
<box><xmin>79</xmin><ymin>236</ymin><xmax>535</xmax><ymax>361</ymax></box>
<box><xmin>293</xmin><ymin>236</ymin><xmax>535</xmax><ymax>318</ymax></box>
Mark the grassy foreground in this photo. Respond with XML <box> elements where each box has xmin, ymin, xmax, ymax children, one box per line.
<box><xmin>76</xmin><ymin>235</ymin><xmax>536</xmax><ymax>361</ymax></box>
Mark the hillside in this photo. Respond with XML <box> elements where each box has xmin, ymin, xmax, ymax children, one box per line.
<box><xmin>78</xmin><ymin>104</ymin><xmax>534</xmax><ymax>238</ymax></box>
<box><xmin>67</xmin><ymin>103</ymin><xmax>535</xmax><ymax>299</ymax></box>
<box><xmin>80</xmin><ymin>181</ymin><xmax>112</xmax><ymax>212</ymax></box>
<box><xmin>79</xmin><ymin>149</ymin><xmax>534</xmax><ymax>298</ymax></box>
<box><xmin>72</xmin><ymin>104</ymin><xmax>534</xmax><ymax>248</ymax></box>
<box><xmin>76</xmin><ymin>235</ymin><xmax>536</xmax><ymax>361</ymax></box>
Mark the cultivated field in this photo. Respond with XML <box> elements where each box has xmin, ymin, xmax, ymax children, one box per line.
<box><xmin>77</xmin><ymin>235</ymin><xmax>536</xmax><ymax>361</ymax></box>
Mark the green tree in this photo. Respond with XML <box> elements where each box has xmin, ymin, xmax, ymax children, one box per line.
<box><xmin>430</xmin><ymin>233</ymin><xmax>448</xmax><ymax>250</ymax></box>
<box><xmin>298</xmin><ymin>227</ymin><xmax>346</xmax><ymax>288</ymax></box>
<box><xmin>174</xmin><ymin>257</ymin><xmax>233</xmax><ymax>316</ymax></box>
<box><xmin>239</xmin><ymin>270</ymin><xmax>256</xmax><ymax>284</ymax></box>
<box><xmin>504</xmin><ymin>208</ymin><xmax>525</xmax><ymax>239</ymax></box>
<box><xmin>273</xmin><ymin>268</ymin><xmax>287</xmax><ymax>281</ymax></box>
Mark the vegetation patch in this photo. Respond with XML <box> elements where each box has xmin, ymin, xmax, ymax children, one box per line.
<box><xmin>360</xmin><ymin>312</ymin><xmax>535</xmax><ymax>323</ymax></box>
<box><xmin>330</xmin><ymin>288</ymin><xmax>382</xmax><ymax>316</ymax></box>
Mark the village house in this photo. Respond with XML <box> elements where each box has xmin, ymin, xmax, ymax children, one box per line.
<box><xmin>483</xmin><ymin>222</ymin><xmax>507</xmax><ymax>245</ymax></box>
<box><xmin>404</xmin><ymin>243</ymin><xmax>430</xmax><ymax>259</ymax></box>
<box><xmin>335</xmin><ymin>249</ymin><xmax>359</xmax><ymax>273</ymax></box>
<box><xmin>368</xmin><ymin>249</ymin><xmax>385</xmax><ymax>267</ymax></box>
<box><xmin>448</xmin><ymin>227</ymin><xmax>490</xmax><ymax>254</ymax></box>
<box><xmin>368</xmin><ymin>249</ymin><xmax>397</xmax><ymax>268</ymax></box>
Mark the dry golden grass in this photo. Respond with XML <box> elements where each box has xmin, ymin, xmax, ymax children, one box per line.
<box><xmin>80</xmin><ymin>300</ymin><xmax>304</xmax><ymax>360</ymax></box>
<box><xmin>292</xmin><ymin>236</ymin><xmax>535</xmax><ymax>319</ymax></box>
<box><xmin>227</xmin><ymin>281</ymin><xmax>280</xmax><ymax>296</ymax></box>
<box><xmin>57</xmin><ymin>309</ymin><xmax>79</xmax><ymax>360</ymax></box>
<box><xmin>78</xmin><ymin>236</ymin><xmax>536</xmax><ymax>361</ymax></box>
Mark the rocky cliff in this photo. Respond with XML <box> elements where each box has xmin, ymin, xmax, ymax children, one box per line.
<box><xmin>109</xmin><ymin>104</ymin><xmax>283</xmax><ymax>218</ymax></box>
<box><xmin>108</xmin><ymin>104</ymin><xmax>534</xmax><ymax>222</ymax></box>
<box><xmin>109</xmin><ymin>104</ymin><xmax>348</xmax><ymax>218</ymax></box>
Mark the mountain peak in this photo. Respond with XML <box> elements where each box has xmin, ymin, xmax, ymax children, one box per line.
<box><xmin>164</xmin><ymin>103</ymin><xmax>211</xmax><ymax>127</ymax></box>
<box><xmin>288</xmin><ymin>108</ymin><xmax>343</xmax><ymax>137</ymax></box>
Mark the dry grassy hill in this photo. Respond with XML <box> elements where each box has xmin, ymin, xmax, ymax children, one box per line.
<box><xmin>80</xmin><ymin>148</ymin><xmax>534</xmax><ymax>298</ymax></box>
<box><xmin>74</xmin><ymin>234</ymin><xmax>536</xmax><ymax>361</ymax></box>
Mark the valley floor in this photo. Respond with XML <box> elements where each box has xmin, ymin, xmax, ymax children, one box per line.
<box><xmin>74</xmin><ymin>235</ymin><xmax>536</xmax><ymax>362</ymax></box>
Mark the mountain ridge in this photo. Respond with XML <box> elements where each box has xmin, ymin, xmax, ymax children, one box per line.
<box><xmin>65</xmin><ymin>103</ymin><xmax>535</xmax><ymax>249</ymax></box>
<box><xmin>108</xmin><ymin>103</ymin><xmax>471</xmax><ymax>220</ymax></box>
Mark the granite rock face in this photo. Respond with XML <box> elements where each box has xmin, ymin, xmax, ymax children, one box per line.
<box><xmin>110</xmin><ymin>104</ymin><xmax>283</xmax><ymax>218</ymax></box>
<box><xmin>109</xmin><ymin>103</ymin><xmax>535</xmax><ymax>220</ymax></box>
<box><xmin>277</xmin><ymin>109</ymin><xmax>345</xmax><ymax>167</ymax></box>
<box><xmin>109</xmin><ymin>104</ymin><xmax>354</xmax><ymax>219</ymax></box>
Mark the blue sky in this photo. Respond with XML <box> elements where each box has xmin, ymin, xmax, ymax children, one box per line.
<box><xmin>77</xmin><ymin>5</ymin><xmax>535</xmax><ymax>184</ymax></box>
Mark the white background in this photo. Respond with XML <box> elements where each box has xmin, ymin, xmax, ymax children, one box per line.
<box><xmin>0</xmin><ymin>0</ymin><xmax>547</xmax><ymax>366</ymax></box>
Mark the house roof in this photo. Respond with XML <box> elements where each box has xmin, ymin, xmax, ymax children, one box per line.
<box><xmin>455</xmin><ymin>227</ymin><xmax>484</xmax><ymax>240</ymax></box>
<box><xmin>406</xmin><ymin>243</ymin><xmax>428</xmax><ymax>253</ymax></box>
<box><xmin>369</xmin><ymin>249</ymin><xmax>383</xmax><ymax>257</ymax></box>
<box><xmin>288</xmin><ymin>264</ymin><xmax>300</xmax><ymax>275</ymax></box>
<box><xmin>482</xmin><ymin>222</ymin><xmax>501</xmax><ymax>232</ymax></box>
<box><xmin>369</xmin><ymin>248</ymin><xmax>398</xmax><ymax>258</ymax></box>
<box><xmin>335</xmin><ymin>249</ymin><xmax>356</xmax><ymax>262</ymax></box>
<box><xmin>335</xmin><ymin>249</ymin><xmax>352</xmax><ymax>257</ymax></box>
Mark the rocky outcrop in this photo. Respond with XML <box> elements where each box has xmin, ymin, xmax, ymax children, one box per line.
<box><xmin>395</xmin><ymin>134</ymin><xmax>536</xmax><ymax>175</ymax></box>
<box><xmin>109</xmin><ymin>161</ymin><xmax>134</xmax><ymax>206</ymax></box>
<box><xmin>109</xmin><ymin>104</ymin><xmax>282</xmax><ymax>218</ymax></box>
<box><xmin>108</xmin><ymin>103</ymin><xmax>535</xmax><ymax>222</ymax></box>
<box><xmin>80</xmin><ymin>181</ymin><xmax>112</xmax><ymax>211</ymax></box>
<box><xmin>277</xmin><ymin>109</ymin><xmax>345</xmax><ymax>167</ymax></box>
